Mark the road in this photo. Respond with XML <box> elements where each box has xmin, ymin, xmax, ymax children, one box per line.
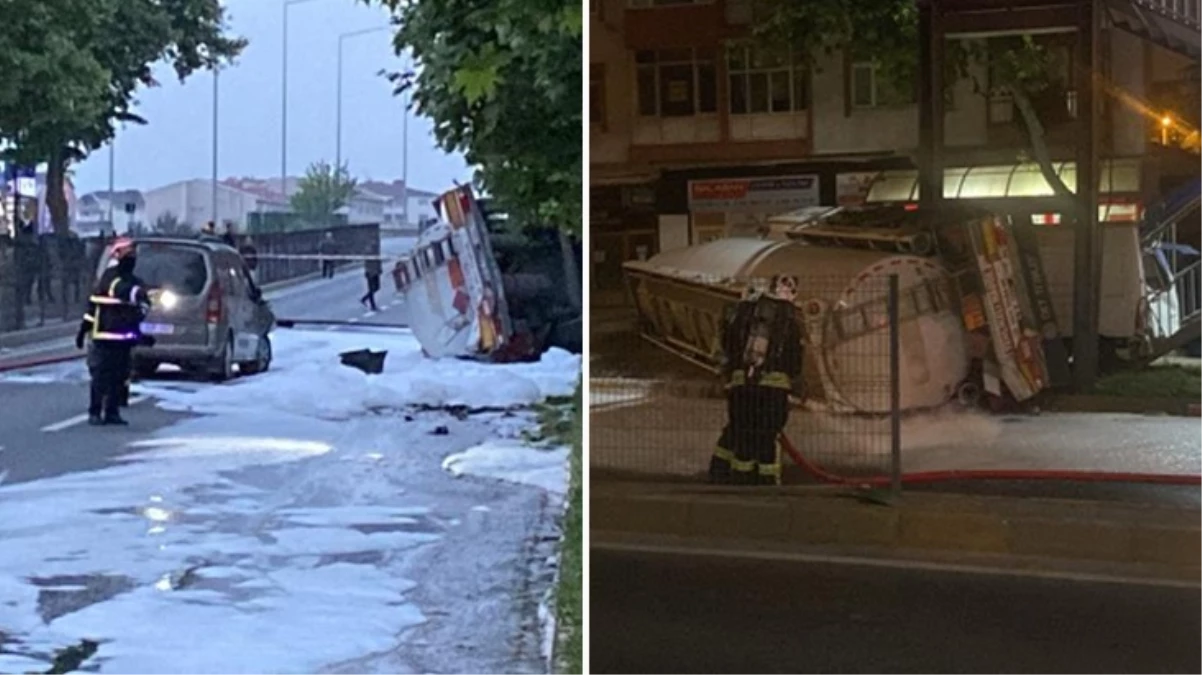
<box><xmin>0</xmin><ymin>234</ymin><xmax>573</xmax><ymax>674</ymax></box>
<box><xmin>590</xmin><ymin>548</ymin><xmax>1202</xmax><ymax>675</ymax></box>
<box><xmin>0</xmin><ymin>234</ymin><xmax>414</xmax><ymax>485</ymax></box>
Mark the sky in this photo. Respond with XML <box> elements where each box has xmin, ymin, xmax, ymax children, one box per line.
<box><xmin>72</xmin><ymin>0</ymin><xmax>473</xmax><ymax>196</ymax></box>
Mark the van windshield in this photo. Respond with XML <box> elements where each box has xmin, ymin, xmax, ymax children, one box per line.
<box><xmin>125</xmin><ymin>244</ymin><xmax>210</xmax><ymax>295</ymax></box>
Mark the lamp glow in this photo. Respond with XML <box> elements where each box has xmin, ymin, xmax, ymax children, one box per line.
<box><xmin>159</xmin><ymin>290</ymin><xmax>179</xmax><ymax>310</ymax></box>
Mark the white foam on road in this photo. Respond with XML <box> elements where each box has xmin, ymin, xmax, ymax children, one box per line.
<box><xmin>137</xmin><ymin>329</ymin><xmax>580</xmax><ymax>419</ymax></box>
<box><xmin>0</xmin><ymin>327</ymin><xmax>581</xmax><ymax>673</ymax></box>
<box><xmin>443</xmin><ymin>440</ymin><xmax>571</xmax><ymax>495</ymax></box>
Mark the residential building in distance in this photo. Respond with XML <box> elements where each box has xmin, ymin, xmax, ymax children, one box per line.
<box><xmin>359</xmin><ymin>179</ymin><xmax>441</xmax><ymax>231</ymax></box>
<box><xmin>0</xmin><ymin>166</ymin><xmax>78</xmax><ymax>236</ymax></box>
<box><xmin>589</xmin><ymin>0</ymin><xmax>1200</xmax><ymax>305</ymax></box>
<box><xmin>143</xmin><ymin>179</ymin><xmax>290</xmax><ymax>232</ymax></box>
<box><xmin>76</xmin><ymin>190</ymin><xmax>145</xmax><ymax>236</ymax></box>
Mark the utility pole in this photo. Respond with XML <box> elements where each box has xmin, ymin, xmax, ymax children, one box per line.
<box><xmin>213</xmin><ymin>67</ymin><xmax>220</xmax><ymax>226</ymax></box>
<box><xmin>1072</xmin><ymin>0</ymin><xmax>1102</xmax><ymax>391</ymax></box>
<box><xmin>107</xmin><ymin>140</ymin><xmax>115</xmax><ymax>232</ymax></box>
<box><xmin>401</xmin><ymin>48</ymin><xmax>409</xmax><ymax>228</ymax></box>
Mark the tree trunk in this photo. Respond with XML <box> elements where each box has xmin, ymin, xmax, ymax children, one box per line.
<box><xmin>45</xmin><ymin>147</ymin><xmax>71</xmax><ymax>236</ymax></box>
<box><xmin>1011</xmin><ymin>87</ymin><xmax>1076</xmax><ymax>207</ymax></box>
<box><xmin>45</xmin><ymin>146</ymin><xmax>71</xmax><ymax>319</ymax></box>
<box><xmin>557</xmin><ymin>229</ymin><xmax>581</xmax><ymax>312</ymax></box>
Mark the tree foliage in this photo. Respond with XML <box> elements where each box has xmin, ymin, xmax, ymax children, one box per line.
<box><xmin>291</xmin><ymin>161</ymin><xmax>358</xmax><ymax>225</ymax></box>
<box><xmin>0</xmin><ymin>0</ymin><xmax>246</xmax><ymax>235</ymax></box>
<box><xmin>153</xmin><ymin>211</ymin><xmax>194</xmax><ymax>235</ymax></box>
<box><xmin>749</xmin><ymin>0</ymin><xmax>1072</xmax><ymax>199</ymax></box>
<box><xmin>363</xmin><ymin>0</ymin><xmax>583</xmax><ymax>235</ymax></box>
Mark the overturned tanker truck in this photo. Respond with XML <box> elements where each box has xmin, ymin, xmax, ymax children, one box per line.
<box><xmin>623</xmin><ymin>204</ymin><xmax>1064</xmax><ymax>414</ymax></box>
<box><xmin>392</xmin><ymin>185</ymin><xmax>582</xmax><ymax>362</ymax></box>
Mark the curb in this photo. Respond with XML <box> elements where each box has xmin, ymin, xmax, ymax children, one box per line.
<box><xmin>590</xmin><ymin>486</ymin><xmax>1201</xmax><ymax>581</ymax></box>
<box><xmin>0</xmin><ymin>319</ymin><xmax>75</xmax><ymax>351</ymax></box>
<box><xmin>1041</xmin><ymin>393</ymin><xmax>1202</xmax><ymax>418</ymax></box>
<box><xmin>0</xmin><ymin>351</ymin><xmax>83</xmax><ymax>373</ymax></box>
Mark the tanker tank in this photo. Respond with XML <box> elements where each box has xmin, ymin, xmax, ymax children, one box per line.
<box><xmin>624</xmin><ymin>238</ymin><xmax>971</xmax><ymax>414</ymax></box>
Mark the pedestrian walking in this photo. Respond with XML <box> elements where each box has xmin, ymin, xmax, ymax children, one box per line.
<box><xmin>221</xmin><ymin>221</ymin><xmax>237</xmax><ymax>248</ymax></box>
<box><xmin>360</xmin><ymin>256</ymin><xmax>382</xmax><ymax>311</ymax></box>
<box><xmin>75</xmin><ymin>239</ymin><xmax>154</xmax><ymax>426</ymax></box>
<box><xmin>708</xmin><ymin>274</ymin><xmax>804</xmax><ymax>486</ymax></box>
<box><xmin>239</xmin><ymin>237</ymin><xmax>260</xmax><ymax>285</ymax></box>
<box><xmin>319</xmin><ymin>232</ymin><xmax>336</xmax><ymax>278</ymax></box>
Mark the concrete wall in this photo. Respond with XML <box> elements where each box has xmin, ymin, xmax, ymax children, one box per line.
<box><xmin>809</xmin><ymin>47</ymin><xmax>989</xmax><ymax>155</ymax></box>
<box><xmin>590</xmin><ymin>0</ymin><xmax>633</xmax><ymax>166</ymax></box>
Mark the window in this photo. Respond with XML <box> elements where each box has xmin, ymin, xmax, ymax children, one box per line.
<box><xmin>590</xmin><ymin>64</ymin><xmax>607</xmax><ymax>129</ymax></box>
<box><xmin>728</xmin><ymin>47</ymin><xmax>808</xmax><ymax>115</ymax></box>
<box><xmin>629</xmin><ymin>0</ymin><xmax>713</xmax><ymax>7</ymax></box>
<box><xmin>850</xmin><ymin>62</ymin><xmax>915</xmax><ymax>108</ymax></box>
<box><xmin>123</xmin><ymin>244</ymin><xmax>209</xmax><ymax>295</ymax></box>
<box><xmin>433</xmin><ymin>240</ymin><xmax>446</xmax><ymax>265</ymax></box>
<box><xmin>636</xmin><ymin>48</ymin><xmax>717</xmax><ymax>117</ymax></box>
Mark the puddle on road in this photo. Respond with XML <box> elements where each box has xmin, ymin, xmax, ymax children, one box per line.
<box><xmin>30</xmin><ymin>574</ymin><xmax>137</xmax><ymax>623</ymax></box>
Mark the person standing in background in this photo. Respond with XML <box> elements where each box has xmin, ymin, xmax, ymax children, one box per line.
<box><xmin>360</xmin><ymin>256</ymin><xmax>382</xmax><ymax>311</ymax></box>
<box><xmin>221</xmin><ymin>221</ymin><xmax>237</xmax><ymax>248</ymax></box>
<box><xmin>318</xmin><ymin>232</ymin><xmax>336</xmax><ymax>278</ymax></box>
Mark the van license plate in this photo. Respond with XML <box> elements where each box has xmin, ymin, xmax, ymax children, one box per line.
<box><xmin>141</xmin><ymin>322</ymin><xmax>174</xmax><ymax>335</ymax></box>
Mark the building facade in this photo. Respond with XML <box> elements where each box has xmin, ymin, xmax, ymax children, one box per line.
<box><xmin>76</xmin><ymin>190</ymin><xmax>145</xmax><ymax>236</ymax></box>
<box><xmin>143</xmin><ymin>179</ymin><xmax>290</xmax><ymax>232</ymax></box>
<box><xmin>589</xmin><ymin>0</ymin><xmax>1201</xmax><ymax>304</ymax></box>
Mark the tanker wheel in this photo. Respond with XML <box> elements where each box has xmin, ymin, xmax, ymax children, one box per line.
<box><xmin>955</xmin><ymin>380</ymin><xmax>982</xmax><ymax>408</ymax></box>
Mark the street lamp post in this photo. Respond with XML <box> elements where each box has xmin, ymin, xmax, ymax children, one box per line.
<box><xmin>107</xmin><ymin>140</ymin><xmax>115</xmax><ymax>232</ymax></box>
<box><xmin>401</xmin><ymin>48</ymin><xmax>409</xmax><ymax>228</ymax></box>
<box><xmin>212</xmin><ymin>67</ymin><xmax>220</xmax><ymax>226</ymax></box>
<box><xmin>282</xmin><ymin>0</ymin><xmax>326</xmax><ymax>199</ymax></box>
<box><xmin>335</xmin><ymin>25</ymin><xmax>392</xmax><ymax>173</ymax></box>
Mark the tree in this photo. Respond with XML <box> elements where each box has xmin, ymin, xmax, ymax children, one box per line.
<box><xmin>0</xmin><ymin>0</ymin><xmax>246</xmax><ymax>237</ymax></box>
<box><xmin>291</xmin><ymin>161</ymin><xmax>358</xmax><ymax>225</ymax></box>
<box><xmin>748</xmin><ymin>0</ymin><xmax>1073</xmax><ymax>201</ymax></box>
<box><xmin>362</xmin><ymin>0</ymin><xmax>583</xmax><ymax>235</ymax></box>
<box><xmin>153</xmin><ymin>211</ymin><xmax>193</xmax><ymax>235</ymax></box>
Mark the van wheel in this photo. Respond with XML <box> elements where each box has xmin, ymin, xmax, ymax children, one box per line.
<box><xmin>241</xmin><ymin>334</ymin><xmax>272</xmax><ymax>375</ymax></box>
<box><xmin>210</xmin><ymin>333</ymin><xmax>236</xmax><ymax>382</ymax></box>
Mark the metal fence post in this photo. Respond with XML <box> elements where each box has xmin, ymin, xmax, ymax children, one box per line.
<box><xmin>889</xmin><ymin>273</ymin><xmax>902</xmax><ymax>499</ymax></box>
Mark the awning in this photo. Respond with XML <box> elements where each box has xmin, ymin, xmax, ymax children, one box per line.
<box><xmin>591</xmin><ymin>164</ymin><xmax>661</xmax><ymax>186</ymax></box>
<box><xmin>864</xmin><ymin>158</ymin><xmax>1142</xmax><ymax>203</ymax></box>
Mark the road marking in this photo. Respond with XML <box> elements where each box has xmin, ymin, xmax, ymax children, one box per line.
<box><xmin>593</xmin><ymin>540</ymin><xmax>1201</xmax><ymax>590</ymax></box>
<box><xmin>42</xmin><ymin>396</ymin><xmax>148</xmax><ymax>432</ymax></box>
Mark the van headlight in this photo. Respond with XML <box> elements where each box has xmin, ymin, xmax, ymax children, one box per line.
<box><xmin>159</xmin><ymin>290</ymin><xmax>179</xmax><ymax>310</ymax></box>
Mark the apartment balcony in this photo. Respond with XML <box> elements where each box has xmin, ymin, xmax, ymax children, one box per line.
<box><xmin>629</xmin><ymin>111</ymin><xmax>811</xmax><ymax>164</ymax></box>
<box><xmin>623</xmin><ymin>1</ymin><xmax>736</xmax><ymax>49</ymax></box>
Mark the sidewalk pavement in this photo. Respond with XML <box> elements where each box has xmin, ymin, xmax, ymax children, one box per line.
<box><xmin>592</xmin><ymin>482</ymin><xmax>1201</xmax><ymax>583</ymax></box>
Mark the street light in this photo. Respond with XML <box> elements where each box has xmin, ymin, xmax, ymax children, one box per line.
<box><xmin>212</xmin><ymin>66</ymin><xmax>220</xmax><ymax>225</ymax></box>
<box><xmin>282</xmin><ymin>0</ymin><xmax>326</xmax><ymax>199</ymax></box>
<box><xmin>336</xmin><ymin>25</ymin><xmax>392</xmax><ymax>173</ymax></box>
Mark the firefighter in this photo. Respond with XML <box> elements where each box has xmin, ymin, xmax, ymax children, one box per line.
<box><xmin>709</xmin><ymin>274</ymin><xmax>803</xmax><ymax>486</ymax></box>
<box><xmin>75</xmin><ymin>240</ymin><xmax>153</xmax><ymax>426</ymax></box>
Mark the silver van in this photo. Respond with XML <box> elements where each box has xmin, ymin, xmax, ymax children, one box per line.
<box><xmin>94</xmin><ymin>237</ymin><xmax>275</xmax><ymax>381</ymax></box>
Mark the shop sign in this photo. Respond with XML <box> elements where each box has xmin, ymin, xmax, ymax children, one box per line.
<box><xmin>687</xmin><ymin>175</ymin><xmax>819</xmax><ymax>213</ymax></box>
<box><xmin>836</xmin><ymin>172</ymin><xmax>878</xmax><ymax>206</ymax></box>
